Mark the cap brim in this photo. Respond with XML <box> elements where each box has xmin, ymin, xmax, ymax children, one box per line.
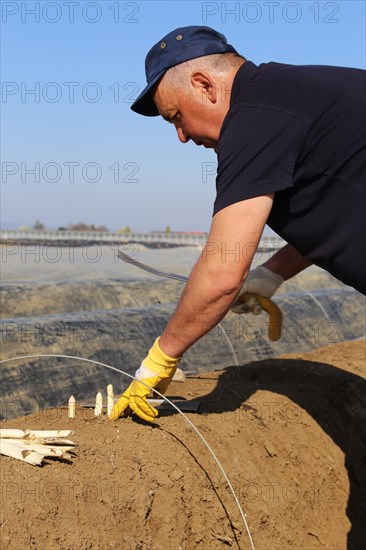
<box><xmin>131</xmin><ymin>69</ymin><xmax>166</xmax><ymax>117</ymax></box>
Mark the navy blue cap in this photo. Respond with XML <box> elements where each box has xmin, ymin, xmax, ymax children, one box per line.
<box><xmin>131</xmin><ymin>26</ymin><xmax>238</xmax><ymax>117</ymax></box>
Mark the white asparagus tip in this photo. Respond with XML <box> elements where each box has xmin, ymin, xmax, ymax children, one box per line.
<box><xmin>107</xmin><ymin>384</ymin><xmax>114</xmax><ymax>418</ymax></box>
<box><xmin>68</xmin><ymin>395</ymin><xmax>76</xmax><ymax>419</ymax></box>
<box><xmin>94</xmin><ymin>392</ymin><xmax>103</xmax><ymax>416</ymax></box>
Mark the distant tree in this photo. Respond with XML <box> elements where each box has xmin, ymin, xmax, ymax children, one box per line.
<box><xmin>165</xmin><ymin>226</ymin><xmax>172</xmax><ymax>234</ymax></box>
<box><xmin>116</xmin><ymin>226</ymin><xmax>131</xmax><ymax>234</ymax></box>
<box><xmin>69</xmin><ymin>223</ymin><xmax>90</xmax><ymax>232</ymax></box>
<box><xmin>33</xmin><ymin>220</ymin><xmax>44</xmax><ymax>230</ymax></box>
<box><xmin>68</xmin><ymin>222</ymin><xmax>109</xmax><ymax>232</ymax></box>
<box><xmin>57</xmin><ymin>226</ymin><xmax>67</xmax><ymax>231</ymax></box>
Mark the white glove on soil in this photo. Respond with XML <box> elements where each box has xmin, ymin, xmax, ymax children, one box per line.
<box><xmin>231</xmin><ymin>266</ymin><xmax>284</xmax><ymax>315</ymax></box>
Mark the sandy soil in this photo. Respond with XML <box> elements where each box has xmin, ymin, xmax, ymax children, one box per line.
<box><xmin>1</xmin><ymin>339</ymin><xmax>365</xmax><ymax>550</ymax></box>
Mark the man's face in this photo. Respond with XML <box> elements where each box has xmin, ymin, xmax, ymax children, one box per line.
<box><xmin>153</xmin><ymin>74</ymin><xmax>227</xmax><ymax>151</ymax></box>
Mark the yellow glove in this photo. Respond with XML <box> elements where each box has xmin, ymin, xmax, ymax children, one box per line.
<box><xmin>109</xmin><ymin>337</ymin><xmax>181</xmax><ymax>423</ymax></box>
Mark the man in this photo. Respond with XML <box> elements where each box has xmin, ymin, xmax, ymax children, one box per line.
<box><xmin>110</xmin><ymin>26</ymin><xmax>366</xmax><ymax>422</ymax></box>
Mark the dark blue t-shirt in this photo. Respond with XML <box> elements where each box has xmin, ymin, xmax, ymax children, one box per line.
<box><xmin>214</xmin><ymin>61</ymin><xmax>366</xmax><ymax>294</ymax></box>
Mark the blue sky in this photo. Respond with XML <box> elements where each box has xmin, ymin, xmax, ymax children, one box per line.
<box><xmin>1</xmin><ymin>0</ymin><xmax>365</xmax><ymax>232</ymax></box>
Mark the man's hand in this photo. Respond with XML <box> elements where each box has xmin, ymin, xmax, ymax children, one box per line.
<box><xmin>109</xmin><ymin>337</ymin><xmax>181</xmax><ymax>422</ymax></box>
<box><xmin>231</xmin><ymin>265</ymin><xmax>284</xmax><ymax>314</ymax></box>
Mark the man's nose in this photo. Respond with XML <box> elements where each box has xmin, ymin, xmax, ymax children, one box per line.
<box><xmin>176</xmin><ymin>126</ymin><xmax>190</xmax><ymax>143</ymax></box>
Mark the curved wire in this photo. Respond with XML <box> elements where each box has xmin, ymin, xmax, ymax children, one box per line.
<box><xmin>117</xmin><ymin>251</ymin><xmax>239</xmax><ymax>366</ymax></box>
<box><xmin>0</xmin><ymin>353</ymin><xmax>255</xmax><ymax>550</ymax></box>
<box><xmin>282</xmin><ymin>281</ymin><xmax>333</xmax><ymax>326</ymax></box>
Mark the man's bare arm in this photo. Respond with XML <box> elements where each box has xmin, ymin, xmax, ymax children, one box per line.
<box><xmin>263</xmin><ymin>243</ymin><xmax>312</xmax><ymax>280</ymax></box>
<box><xmin>159</xmin><ymin>194</ymin><xmax>274</xmax><ymax>357</ymax></box>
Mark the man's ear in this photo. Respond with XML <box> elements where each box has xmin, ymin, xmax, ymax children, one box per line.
<box><xmin>191</xmin><ymin>71</ymin><xmax>217</xmax><ymax>104</ymax></box>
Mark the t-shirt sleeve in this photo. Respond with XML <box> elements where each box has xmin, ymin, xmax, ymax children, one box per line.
<box><xmin>213</xmin><ymin>106</ymin><xmax>310</xmax><ymax>215</ymax></box>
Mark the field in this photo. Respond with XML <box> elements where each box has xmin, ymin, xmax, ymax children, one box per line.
<box><xmin>1</xmin><ymin>339</ymin><xmax>365</xmax><ymax>549</ymax></box>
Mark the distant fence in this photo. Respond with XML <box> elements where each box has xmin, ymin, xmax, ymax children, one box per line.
<box><xmin>0</xmin><ymin>230</ymin><xmax>286</xmax><ymax>250</ymax></box>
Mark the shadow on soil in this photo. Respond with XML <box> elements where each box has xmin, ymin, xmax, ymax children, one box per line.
<box><xmin>194</xmin><ymin>358</ymin><xmax>366</xmax><ymax>550</ymax></box>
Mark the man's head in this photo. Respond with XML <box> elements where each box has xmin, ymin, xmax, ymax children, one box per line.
<box><xmin>131</xmin><ymin>26</ymin><xmax>245</xmax><ymax>150</ymax></box>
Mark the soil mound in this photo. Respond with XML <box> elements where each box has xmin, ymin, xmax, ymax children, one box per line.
<box><xmin>1</xmin><ymin>339</ymin><xmax>365</xmax><ymax>549</ymax></box>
